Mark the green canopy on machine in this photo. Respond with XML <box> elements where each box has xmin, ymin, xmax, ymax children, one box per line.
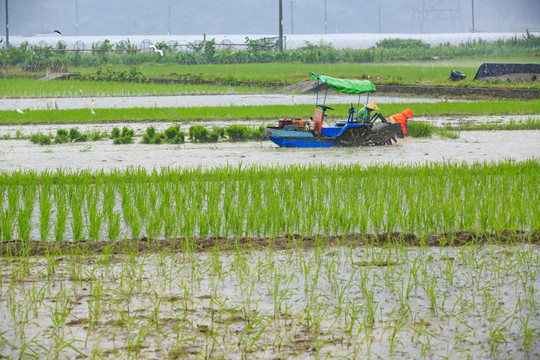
<box><xmin>309</xmin><ymin>72</ymin><xmax>376</xmax><ymax>94</ymax></box>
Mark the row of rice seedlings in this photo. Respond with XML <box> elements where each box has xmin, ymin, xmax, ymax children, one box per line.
<box><xmin>1</xmin><ymin>237</ymin><xmax>538</xmax><ymax>358</ymax></box>
<box><xmin>23</xmin><ymin>124</ymin><xmax>266</xmax><ymax>146</ymax></box>
<box><xmin>455</xmin><ymin>117</ymin><xmax>540</xmax><ymax>131</ymax></box>
<box><xmin>2</xmin><ymin>100</ymin><xmax>539</xmax><ymax>126</ymax></box>
<box><xmin>0</xmin><ymin>77</ymin><xmax>266</xmax><ymax>98</ymax></box>
<box><xmin>0</xmin><ymin>160</ymin><xmax>537</xmax><ymax>242</ymax></box>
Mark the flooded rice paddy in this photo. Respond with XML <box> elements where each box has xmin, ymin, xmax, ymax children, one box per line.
<box><xmin>0</xmin><ymin>94</ymin><xmax>470</xmax><ymax>111</ymax></box>
<box><xmin>1</xmin><ymin>93</ymin><xmax>539</xmax><ymax>359</ymax></box>
<box><xmin>1</xmin><ymin>244</ymin><xmax>539</xmax><ymax>359</ymax></box>
<box><xmin>0</xmin><ymin>126</ymin><xmax>538</xmax><ymax>171</ymax></box>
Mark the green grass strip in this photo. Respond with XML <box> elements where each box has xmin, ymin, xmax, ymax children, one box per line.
<box><xmin>1</xmin><ymin>100</ymin><xmax>539</xmax><ymax>125</ymax></box>
<box><xmin>0</xmin><ymin>77</ymin><xmax>267</xmax><ymax>98</ymax></box>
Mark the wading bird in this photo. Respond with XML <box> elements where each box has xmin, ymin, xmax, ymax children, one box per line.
<box><xmin>16</xmin><ymin>108</ymin><xmax>24</xmax><ymax>114</ymax></box>
<box><xmin>149</xmin><ymin>45</ymin><xmax>164</xmax><ymax>56</ymax></box>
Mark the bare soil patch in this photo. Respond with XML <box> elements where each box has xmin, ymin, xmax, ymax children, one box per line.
<box><xmin>2</xmin><ymin>230</ymin><xmax>537</xmax><ymax>257</ymax></box>
<box><xmin>282</xmin><ymin>79</ymin><xmax>540</xmax><ymax>99</ymax></box>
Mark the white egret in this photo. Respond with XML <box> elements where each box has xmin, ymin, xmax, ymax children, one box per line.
<box><xmin>16</xmin><ymin>108</ymin><xmax>24</xmax><ymax>114</ymax></box>
<box><xmin>149</xmin><ymin>45</ymin><xmax>164</xmax><ymax>56</ymax></box>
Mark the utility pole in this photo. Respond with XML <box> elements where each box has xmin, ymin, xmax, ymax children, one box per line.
<box><xmin>290</xmin><ymin>0</ymin><xmax>294</xmax><ymax>34</ymax></box>
<box><xmin>75</xmin><ymin>0</ymin><xmax>79</xmax><ymax>35</ymax></box>
<box><xmin>471</xmin><ymin>0</ymin><xmax>475</xmax><ymax>32</ymax></box>
<box><xmin>5</xmin><ymin>0</ymin><xmax>9</xmax><ymax>48</ymax></box>
<box><xmin>279</xmin><ymin>0</ymin><xmax>283</xmax><ymax>51</ymax></box>
<box><xmin>324</xmin><ymin>0</ymin><xmax>327</xmax><ymax>34</ymax></box>
<box><xmin>168</xmin><ymin>4</ymin><xmax>171</xmax><ymax>35</ymax></box>
<box><xmin>378</xmin><ymin>4</ymin><xmax>381</xmax><ymax>33</ymax></box>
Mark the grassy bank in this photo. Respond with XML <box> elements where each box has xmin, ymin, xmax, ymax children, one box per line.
<box><xmin>0</xmin><ymin>77</ymin><xmax>270</xmax><ymax>98</ymax></box>
<box><xmin>2</xmin><ymin>56</ymin><xmax>539</xmax><ymax>98</ymax></box>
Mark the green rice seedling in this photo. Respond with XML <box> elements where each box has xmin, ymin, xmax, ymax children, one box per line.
<box><xmin>0</xmin><ymin>206</ymin><xmax>13</xmax><ymax>242</ymax></box>
<box><xmin>86</xmin><ymin>187</ymin><xmax>103</xmax><ymax>241</ymax></box>
<box><xmin>49</xmin><ymin>290</ymin><xmax>73</xmax><ymax>336</ymax></box>
<box><xmin>225</xmin><ymin>125</ymin><xmax>250</xmax><ymax>142</ymax></box>
<box><xmin>435</xmin><ymin>124</ymin><xmax>460</xmax><ymax>139</ymax></box>
<box><xmin>212</xmin><ymin>126</ymin><xmax>226</xmax><ymax>139</ymax></box>
<box><xmin>110</xmin><ymin>127</ymin><xmax>121</xmax><ymax>139</ymax></box>
<box><xmin>89</xmin><ymin>129</ymin><xmax>105</xmax><ymax>141</ymax></box>
<box><xmin>488</xmin><ymin>315</ymin><xmax>513</xmax><ymax>355</ymax></box>
<box><xmin>68</xmin><ymin>128</ymin><xmax>88</xmax><ymax>142</ymax></box>
<box><xmin>39</xmin><ymin>182</ymin><xmax>53</xmax><ymax>241</ymax></box>
<box><xmin>141</xmin><ymin>126</ymin><xmax>164</xmax><ymax>144</ymax></box>
<box><xmin>422</xmin><ymin>276</ymin><xmax>439</xmax><ymax>313</ymax></box>
<box><xmin>53</xmin><ymin>186</ymin><xmax>67</xmax><ymax>242</ymax></box>
<box><xmin>189</xmin><ymin>125</ymin><xmax>219</xmax><ymax>143</ymax></box>
<box><xmin>146</xmin><ymin>211</ymin><xmax>162</xmax><ymax>239</ymax></box>
<box><xmin>69</xmin><ymin>186</ymin><xmax>85</xmax><ymax>242</ymax></box>
<box><xmin>113</xmin><ymin>127</ymin><xmax>134</xmax><ymax>144</ymax></box>
<box><xmin>29</xmin><ymin>132</ymin><xmax>52</xmax><ymax>145</ymax></box>
<box><xmin>102</xmin><ymin>185</ymin><xmax>122</xmax><ymax>241</ymax></box>
<box><xmin>407</xmin><ymin>121</ymin><xmax>434</xmax><ymax>138</ymax></box>
<box><xmin>249</xmin><ymin>126</ymin><xmax>266</xmax><ymax>141</ymax></box>
<box><xmin>164</xmin><ymin>125</ymin><xmax>186</xmax><ymax>144</ymax></box>
<box><xmin>54</xmin><ymin>129</ymin><xmax>70</xmax><ymax>144</ymax></box>
<box><xmin>519</xmin><ymin>314</ymin><xmax>537</xmax><ymax>352</ymax></box>
<box><xmin>17</xmin><ymin>184</ymin><xmax>36</xmax><ymax>241</ymax></box>
<box><xmin>126</xmin><ymin>201</ymin><xmax>141</xmax><ymax>239</ymax></box>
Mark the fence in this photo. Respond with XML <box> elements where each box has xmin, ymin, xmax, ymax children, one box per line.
<box><xmin>6</xmin><ymin>36</ymin><xmax>286</xmax><ymax>53</ymax></box>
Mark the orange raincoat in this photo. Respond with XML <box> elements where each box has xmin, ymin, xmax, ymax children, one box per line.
<box><xmin>387</xmin><ymin>108</ymin><xmax>413</xmax><ymax>134</ymax></box>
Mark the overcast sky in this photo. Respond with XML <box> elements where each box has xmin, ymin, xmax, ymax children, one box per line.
<box><xmin>2</xmin><ymin>0</ymin><xmax>539</xmax><ymax>37</ymax></box>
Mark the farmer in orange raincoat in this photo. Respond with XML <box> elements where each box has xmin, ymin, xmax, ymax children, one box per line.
<box><xmin>387</xmin><ymin>108</ymin><xmax>413</xmax><ymax>136</ymax></box>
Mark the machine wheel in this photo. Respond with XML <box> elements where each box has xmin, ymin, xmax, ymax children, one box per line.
<box><xmin>282</xmin><ymin>125</ymin><xmax>300</xmax><ymax>131</ymax></box>
<box><xmin>370</xmin><ymin>122</ymin><xmax>402</xmax><ymax>144</ymax></box>
<box><xmin>336</xmin><ymin>126</ymin><xmax>372</xmax><ymax>147</ymax></box>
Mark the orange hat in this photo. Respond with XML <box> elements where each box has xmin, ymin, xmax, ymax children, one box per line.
<box><xmin>403</xmin><ymin>108</ymin><xmax>413</xmax><ymax>118</ymax></box>
<box><xmin>366</xmin><ymin>100</ymin><xmax>380</xmax><ymax>111</ymax></box>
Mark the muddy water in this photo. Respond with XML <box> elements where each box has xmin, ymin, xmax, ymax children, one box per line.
<box><xmin>0</xmin><ymin>115</ymin><xmax>536</xmax><ymax>139</ymax></box>
<box><xmin>0</xmin><ymin>93</ymin><xmax>470</xmax><ymax>111</ymax></box>
<box><xmin>1</xmin><ymin>246</ymin><xmax>538</xmax><ymax>359</ymax></box>
<box><xmin>0</xmin><ymin>129</ymin><xmax>538</xmax><ymax>172</ymax></box>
